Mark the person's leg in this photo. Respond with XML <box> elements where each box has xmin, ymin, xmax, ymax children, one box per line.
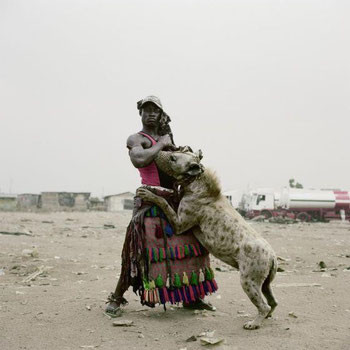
<box><xmin>105</xmin><ymin>272</ymin><xmax>129</xmax><ymax>316</ymax></box>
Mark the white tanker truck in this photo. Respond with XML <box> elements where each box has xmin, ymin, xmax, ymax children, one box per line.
<box><xmin>243</xmin><ymin>187</ymin><xmax>350</xmax><ymax>222</ymax></box>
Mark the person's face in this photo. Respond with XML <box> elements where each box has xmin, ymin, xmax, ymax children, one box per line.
<box><xmin>140</xmin><ymin>102</ymin><xmax>162</xmax><ymax>127</ymax></box>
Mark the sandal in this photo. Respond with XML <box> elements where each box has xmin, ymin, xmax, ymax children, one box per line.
<box><xmin>105</xmin><ymin>293</ymin><xmax>128</xmax><ymax>318</ymax></box>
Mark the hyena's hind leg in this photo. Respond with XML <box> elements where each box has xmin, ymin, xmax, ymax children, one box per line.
<box><xmin>240</xmin><ymin>274</ymin><xmax>271</xmax><ymax>330</ymax></box>
<box><xmin>262</xmin><ymin>258</ymin><xmax>278</xmax><ymax>318</ymax></box>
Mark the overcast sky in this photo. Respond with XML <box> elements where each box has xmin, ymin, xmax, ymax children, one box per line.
<box><xmin>1</xmin><ymin>0</ymin><xmax>349</xmax><ymax>197</ymax></box>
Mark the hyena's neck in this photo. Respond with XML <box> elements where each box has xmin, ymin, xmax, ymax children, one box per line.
<box><xmin>185</xmin><ymin>170</ymin><xmax>221</xmax><ymax>199</ymax></box>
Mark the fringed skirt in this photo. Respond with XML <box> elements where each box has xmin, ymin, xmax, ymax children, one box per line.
<box><xmin>141</xmin><ymin>205</ymin><xmax>218</xmax><ymax>306</ymax></box>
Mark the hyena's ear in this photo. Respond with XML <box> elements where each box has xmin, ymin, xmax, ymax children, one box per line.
<box><xmin>196</xmin><ymin>149</ymin><xmax>203</xmax><ymax>160</ymax></box>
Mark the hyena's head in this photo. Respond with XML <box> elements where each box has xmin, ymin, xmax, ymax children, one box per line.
<box><xmin>155</xmin><ymin>149</ymin><xmax>204</xmax><ymax>181</ymax></box>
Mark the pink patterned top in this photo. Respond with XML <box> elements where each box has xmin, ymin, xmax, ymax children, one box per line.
<box><xmin>137</xmin><ymin>132</ymin><xmax>161</xmax><ymax>186</ymax></box>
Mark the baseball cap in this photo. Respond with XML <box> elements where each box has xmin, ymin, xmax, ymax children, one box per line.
<box><xmin>138</xmin><ymin>95</ymin><xmax>163</xmax><ymax>110</ymax></box>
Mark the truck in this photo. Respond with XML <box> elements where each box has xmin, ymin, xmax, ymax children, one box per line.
<box><xmin>242</xmin><ymin>187</ymin><xmax>350</xmax><ymax>222</ymax></box>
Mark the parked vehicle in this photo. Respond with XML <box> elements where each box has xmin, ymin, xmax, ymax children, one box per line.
<box><xmin>243</xmin><ymin>187</ymin><xmax>350</xmax><ymax>222</ymax></box>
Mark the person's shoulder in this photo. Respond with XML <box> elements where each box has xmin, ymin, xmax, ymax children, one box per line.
<box><xmin>126</xmin><ymin>132</ymin><xmax>145</xmax><ymax>149</ymax></box>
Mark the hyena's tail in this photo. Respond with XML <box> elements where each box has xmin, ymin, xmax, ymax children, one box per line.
<box><xmin>262</xmin><ymin>256</ymin><xmax>278</xmax><ymax>317</ymax></box>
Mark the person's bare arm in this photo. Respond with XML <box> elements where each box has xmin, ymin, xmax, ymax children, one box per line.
<box><xmin>127</xmin><ymin>134</ymin><xmax>175</xmax><ymax>168</ymax></box>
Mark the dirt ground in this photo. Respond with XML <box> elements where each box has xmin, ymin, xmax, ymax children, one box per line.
<box><xmin>1</xmin><ymin>211</ymin><xmax>350</xmax><ymax>350</ymax></box>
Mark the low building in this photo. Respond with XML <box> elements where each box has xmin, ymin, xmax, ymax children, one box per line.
<box><xmin>89</xmin><ymin>197</ymin><xmax>105</xmax><ymax>211</ymax></box>
<box><xmin>0</xmin><ymin>194</ymin><xmax>18</xmax><ymax>211</ymax></box>
<box><xmin>40</xmin><ymin>192</ymin><xmax>90</xmax><ymax>211</ymax></box>
<box><xmin>17</xmin><ymin>193</ymin><xmax>40</xmax><ymax>211</ymax></box>
<box><xmin>104</xmin><ymin>192</ymin><xmax>134</xmax><ymax>211</ymax></box>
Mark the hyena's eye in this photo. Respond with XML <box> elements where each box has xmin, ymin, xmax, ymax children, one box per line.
<box><xmin>170</xmin><ymin>155</ymin><xmax>177</xmax><ymax>162</ymax></box>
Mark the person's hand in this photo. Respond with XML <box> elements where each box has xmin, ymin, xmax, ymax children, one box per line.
<box><xmin>158</xmin><ymin>134</ymin><xmax>176</xmax><ymax>150</ymax></box>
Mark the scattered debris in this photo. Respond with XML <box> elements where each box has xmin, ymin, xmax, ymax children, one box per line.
<box><xmin>198</xmin><ymin>330</ymin><xmax>216</xmax><ymax>338</ymax></box>
<box><xmin>200</xmin><ymin>337</ymin><xmax>224</xmax><ymax>346</ymax></box>
<box><xmin>277</xmin><ymin>267</ymin><xmax>285</xmax><ymax>272</ymax></box>
<box><xmin>138</xmin><ymin>334</ymin><xmax>145</xmax><ymax>339</ymax></box>
<box><xmin>42</xmin><ymin>221</ymin><xmax>54</xmax><ymax>224</ymax></box>
<box><xmin>0</xmin><ymin>231</ymin><xmax>31</xmax><ymax>236</ymax></box>
<box><xmin>269</xmin><ymin>217</ymin><xmax>297</xmax><ymax>224</ymax></box>
<box><xmin>22</xmin><ymin>266</ymin><xmax>46</xmax><ymax>284</ymax></box>
<box><xmin>22</xmin><ymin>249</ymin><xmax>39</xmax><ymax>258</ymax></box>
<box><xmin>104</xmin><ymin>224</ymin><xmax>115</xmax><ymax>229</ymax></box>
<box><xmin>73</xmin><ymin>271</ymin><xmax>88</xmax><ymax>275</ymax></box>
<box><xmin>0</xmin><ymin>269</ymin><xmax>5</xmax><ymax>276</ymax></box>
<box><xmin>288</xmin><ymin>311</ymin><xmax>298</xmax><ymax>318</ymax></box>
<box><xmin>318</xmin><ymin>261</ymin><xmax>327</xmax><ymax>269</ymax></box>
<box><xmin>194</xmin><ymin>310</ymin><xmax>209</xmax><ymax>317</ymax></box>
<box><xmin>186</xmin><ymin>335</ymin><xmax>197</xmax><ymax>342</ymax></box>
<box><xmin>86</xmin><ymin>305</ymin><xmax>91</xmax><ymax>311</ymax></box>
<box><xmin>112</xmin><ymin>320</ymin><xmax>134</xmax><ymax>327</ymax></box>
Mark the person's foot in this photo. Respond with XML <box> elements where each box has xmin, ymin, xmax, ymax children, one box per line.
<box><xmin>104</xmin><ymin>294</ymin><xmax>128</xmax><ymax>318</ymax></box>
<box><xmin>183</xmin><ymin>299</ymin><xmax>216</xmax><ymax>311</ymax></box>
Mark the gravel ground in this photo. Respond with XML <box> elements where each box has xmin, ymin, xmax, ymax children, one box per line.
<box><xmin>1</xmin><ymin>211</ymin><xmax>350</xmax><ymax>350</ymax></box>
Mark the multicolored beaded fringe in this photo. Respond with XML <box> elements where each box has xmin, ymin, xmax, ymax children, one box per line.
<box><xmin>142</xmin><ymin>268</ymin><xmax>218</xmax><ymax>305</ymax></box>
<box><xmin>145</xmin><ymin>243</ymin><xmax>206</xmax><ymax>263</ymax></box>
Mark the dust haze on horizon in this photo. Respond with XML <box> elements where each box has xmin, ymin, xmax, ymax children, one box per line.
<box><xmin>1</xmin><ymin>0</ymin><xmax>349</xmax><ymax>198</ymax></box>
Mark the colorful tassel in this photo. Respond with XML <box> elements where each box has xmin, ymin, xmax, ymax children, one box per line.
<box><xmin>155</xmin><ymin>225</ymin><xmax>163</xmax><ymax>239</ymax></box>
<box><xmin>170</xmin><ymin>247</ymin><xmax>175</xmax><ymax>260</ymax></box>
<box><xmin>155</xmin><ymin>274</ymin><xmax>164</xmax><ymax>288</ymax></box>
<box><xmin>175</xmin><ymin>246</ymin><xmax>180</xmax><ymax>259</ymax></box>
<box><xmin>206</xmin><ymin>280</ymin><xmax>213</xmax><ymax>293</ymax></box>
<box><xmin>159</xmin><ymin>248</ymin><xmax>164</xmax><ymax>262</ymax></box>
<box><xmin>162</xmin><ymin>287</ymin><xmax>169</xmax><ymax>303</ymax></box>
<box><xmin>199</xmin><ymin>282</ymin><xmax>205</xmax><ymax>298</ymax></box>
<box><xmin>178</xmin><ymin>246</ymin><xmax>183</xmax><ymax>259</ymax></box>
<box><xmin>184</xmin><ymin>245</ymin><xmax>190</xmax><ymax>257</ymax></box>
<box><xmin>190</xmin><ymin>271</ymin><xmax>198</xmax><ymax>286</ymax></box>
<box><xmin>182</xmin><ymin>286</ymin><xmax>189</xmax><ymax>303</ymax></box>
<box><xmin>188</xmin><ymin>285</ymin><xmax>196</xmax><ymax>302</ymax></box>
<box><xmin>152</xmin><ymin>248</ymin><xmax>158</xmax><ymax>262</ymax></box>
<box><xmin>182</xmin><ymin>272</ymin><xmax>189</xmax><ymax>286</ymax></box>
<box><xmin>205</xmin><ymin>267</ymin><xmax>213</xmax><ymax>281</ymax></box>
<box><xmin>174</xmin><ymin>273</ymin><xmax>182</xmax><ymax>288</ymax></box>
<box><xmin>165</xmin><ymin>222</ymin><xmax>173</xmax><ymax>236</ymax></box>
<box><xmin>192</xmin><ymin>245</ymin><xmax>199</xmax><ymax>256</ymax></box>
<box><xmin>199</xmin><ymin>269</ymin><xmax>205</xmax><ymax>283</ymax></box>
<box><xmin>170</xmin><ymin>290</ymin><xmax>175</xmax><ymax>304</ymax></box>
<box><xmin>155</xmin><ymin>288</ymin><xmax>160</xmax><ymax>304</ymax></box>
<box><xmin>149</xmin><ymin>280</ymin><xmax>156</xmax><ymax>289</ymax></box>
<box><xmin>166</xmin><ymin>274</ymin><xmax>171</xmax><ymax>288</ymax></box>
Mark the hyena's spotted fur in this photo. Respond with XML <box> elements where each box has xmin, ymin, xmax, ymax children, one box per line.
<box><xmin>137</xmin><ymin>150</ymin><xmax>278</xmax><ymax>330</ymax></box>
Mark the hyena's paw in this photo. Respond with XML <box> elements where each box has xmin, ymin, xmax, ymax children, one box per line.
<box><xmin>243</xmin><ymin>320</ymin><xmax>261</xmax><ymax>330</ymax></box>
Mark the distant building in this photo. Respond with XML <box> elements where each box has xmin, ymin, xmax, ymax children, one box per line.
<box><xmin>40</xmin><ymin>192</ymin><xmax>90</xmax><ymax>211</ymax></box>
<box><xmin>0</xmin><ymin>194</ymin><xmax>17</xmax><ymax>211</ymax></box>
<box><xmin>17</xmin><ymin>193</ymin><xmax>40</xmax><ymax>211</ymax></box>
<box><xmin>89</xmin><ymin>197</ymin><xmax>105</xmax><ymax>211</ymax></box>
<box><xmin>104</xmin><ymin>192</ymin><xmax>134</xmax><ymax>211</ymax></box>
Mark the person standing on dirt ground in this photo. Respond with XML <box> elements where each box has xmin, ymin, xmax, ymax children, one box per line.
<box><xmin>105</xmin><ymin>95</ymin><xmax>218</xmax><ymax>316</ymax></box>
